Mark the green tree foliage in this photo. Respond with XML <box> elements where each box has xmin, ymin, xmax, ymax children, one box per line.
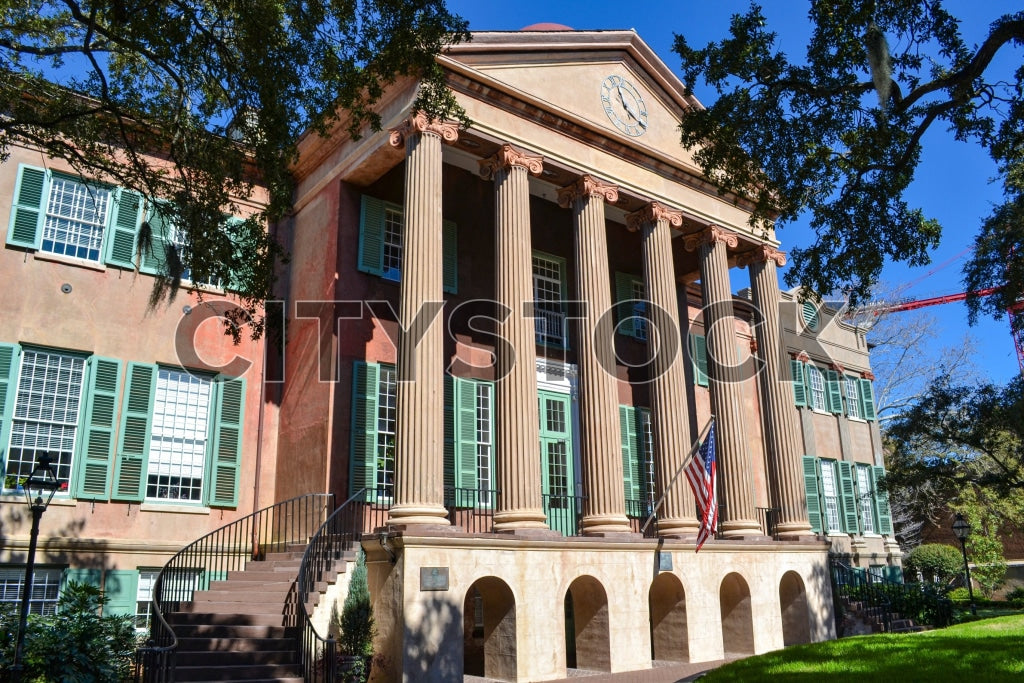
<box><xmin>673</xmin><ymin>2</ymin><xmax>1024</xmax><ymax>321</ymax></box>
<box><xmin>959</xmin><ymin>496</ymin><xmax>1010</xmax><ymax>598</ymax></box>
<box><xmin>0</xmin><ymin>0</ymin><xmax>470</xmax><ymax>339</ymax></box>
<box><xmin>0</xmin><ymin>581</ymin><xmax>137</xmax><ymax>682</ymax></box>
<box><xmin>331</xmin><ymin>548</ymin><xmax>375</xmax><ymax>681</ymax></box>
<box><xmin>903</xmin><ymin>543</ymin><xmax>965</xmax><ymax>585</ymax></box>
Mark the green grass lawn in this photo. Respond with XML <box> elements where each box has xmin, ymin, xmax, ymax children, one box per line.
<box><xmin>702</xmin><ymin>615</ymin><xmax>1024</xmax><ymax>682</ymax></box>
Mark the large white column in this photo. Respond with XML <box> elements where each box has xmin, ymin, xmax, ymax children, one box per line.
<box><xmin>626</xmin><ymin>203</ymin><xmax>699</xmax><ymax>538</ymax></box>
<box><xmin>558</xmin><ymin>175</ymin><xmax>632</xmax><ymax>535</ymax></box>
<box><xmin>387</xmin><ymin>112</ymin><xmax>458</xmax><ymax>527</ymax></box>
<box><xmin>684</xmin><ymin>226</ymin><xmax>762</xmax><ymax>538</ymax></box>
<box><xmin>739</xmin><ymin>245</ymin><xmax>814</xmax><ymax>538</ymax></box>
<box><xmin>479</xmin><ymin>144</ymin><xmax>550</xmax><ymax>531</ymax></box>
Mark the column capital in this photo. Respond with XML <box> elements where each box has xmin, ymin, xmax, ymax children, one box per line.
<box><xmin>479</xmin><ymin>144</ymin><xmax>544</xmax><ymax>180</ymax></box>
<box><xmin>625</xmin><ymin>201</ymin><xmax>684</xmax><ymax>232</ymax></box>
<box><xmin>388</xmin><ymin>111</ymin><xmax>460</xmax><ymax>148</ymax></box>
<box><xmin>683</xmin><ymin>225</ymin><xmax>739</xmax><ymax>252</ymax></box>
<box><xmin>736</xmin><ymin>244</ymin><xmax>787</xmax><ymax>268</ymax></box>
<box><xmin>557</xmin><ymin>174</ymin><xmax>618</xmax><ymax>208</ymax></box>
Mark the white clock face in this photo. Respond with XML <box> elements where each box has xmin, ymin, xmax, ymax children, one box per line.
<box><xmin>600</xmin><ymin>75</ymin><xmax>648</xmax><ymax>137</ymax></box>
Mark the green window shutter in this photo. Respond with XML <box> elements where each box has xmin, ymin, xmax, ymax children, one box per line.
<box><xmin>105</xmin><ymin>189</ymin><xmax>142</xmax><ymax>268</ymax></box>
<box><xmin>859</xmin><ymin>379</ymin><xmax>877</xmax><ymax>421</ymax></box>
<box><xmin>886</xmin><ymin>565</ymin><xmax>904</xmax><ymax>584</ymax></box>
<box><xmin>443</xmin><ymin>219</ymin><xmax>458</xmax><ymax>294</ymax></box>
<box><xmin>140</xmin><ymin>203</ymin><xmax>172</xmax><ymax>276</ymax></box>
<box><xmin>443</xmin><ymin>374</ymin><xmax>455</xmax><ymax>494</ymax></box>
<box><xmin>113</xmin><ymin>363</ymin><xmax>157</xmax><ymax>502</ymax></box>
<box><xmin>690</xmin><ymin>334</ymin><xmax>709</xmax><ymax>387</ymax></box>
<box><xmin>63</xmin><ymin>567</ymin><xmax>102</xmax><ymax>589</ymax></box>
<box><xmin>614</xmin><ymin>272</ymin><xmax>636</xmax><ymax>338</ymax></box>
<box><xmin>350</xmin><ymin>361</ymin><xmax>379</xmax><ymax>498</ymax></box>
<box><xmin>0</xmin><ymin>343</ymin><xmax>22</xmax><ymax>477</ymax></box>
<box><xmin>358</xmin><ymin>195</ymin><xmax>385</xmax><ymax>276</ymax></box>
<box><xmin>455</xmin><ymin>378</ymin><xmax>479</xmax><ymax>491</ymax></box>
<box><xmin>7</xmin><ymin>165</ymin><xmax>47</xmax><ymax>249</ymax></box>
<box><xmin>791</xmin><ymin>360</ymin><xmax>807</xmax><ymax>407</ymax></box>
<box><xmin>205</xmin><ymin>375</ymin><xmax>245</xmax><ymax>508</ymax></box>
<box><xmin>802</xmin><ymin>301</ymin><xmax>819</xmax><ymax>330</ymax></box>
<box><xmin>825</xmin><ymin>370</ymin><xmax>844</xmax><ymax>414</ymax></box>
<box><xmin>872</xmin><ymin>466</ymin><xmax>893</xmax><ymax>536</ymax></box>
<box><xmin>802</xmin><ymin>456</ymin><xmax>822</xmax><ymax>534</ymax></box>
<box><xmin>618</xmin><ymin>405</ymin><xmax>641</xmax><ymax>502</ymax></box>
<box><xmin>74</xmin><ymin>357</ymin><xmax>122</xmax><ymax>501</ymax></box>
<box><xmin>102</xmin><ymin>569</ymin><xmax>139</xmax><ymax>617</ymax></box>
<box><xmin>837</xmin><ymin>461</ymin><xmax>860</xmax><ymax>534</ymax></box>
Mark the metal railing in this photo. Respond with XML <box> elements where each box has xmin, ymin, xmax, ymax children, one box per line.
<box><xmin>542</xmin><ymin>493</ymin><xmax>586</xmax><ymax>536</ymax></box>
<box><xmin>445</xmin><ymin>486</ymin><xmax>500</xmax><ymax>533</ymax></box>
<box><xmin>295</xmin><ymin>489</ymin><xmax>381</xmax><ymax>682</ymax></box>
<box><xmin>625</xmin><ymin>498</ymin><xmax>659</xmax><ymax>538</ymax></box>
<box><xmin>756</xmin><ymin>506</ymin><xmax>780</xmax><ymax>538</ymax></box>
<box><xmin>135</xmin><ymin>493</ymin><xmax>334</xmax><ymax>682</ymax></box>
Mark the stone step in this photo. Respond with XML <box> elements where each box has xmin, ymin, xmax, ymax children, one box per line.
<box><xmin>173</xmin><ymin>649</ymin><xmax>297</xmax><ymax>667</ymax></box>
<box><xmin>173</xmin><ymin>663</ymin><xmax>303</xmax><ymax>682</ymax></box>
<box><xmin>172</xmin><ymin>623</ymin><xmax>297</xmax><ymax>640</ymax></box>
<box><xmin>168</xmin><ymin>610</ymin><xmax>292</xmax><ymax>627</ymax></box>
<box><xmin>178</xmin><ymin>636</ymin><xmax>296</xmax><ymax>652</ymax></box>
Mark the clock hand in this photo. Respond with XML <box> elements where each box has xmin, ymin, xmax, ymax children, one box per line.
<box><xmin>617</xmin><ymin>86</ymin><xmax>647</xmax><ymax>128</ymax></box>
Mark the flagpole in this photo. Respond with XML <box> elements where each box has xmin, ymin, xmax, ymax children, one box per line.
<box><xmin>640</xmin><ymin>416</ymin><xmax>716</xmax><ymax>534</ymax></box>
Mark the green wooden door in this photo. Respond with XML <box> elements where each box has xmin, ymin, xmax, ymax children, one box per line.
<box><xmin>539</xmin><ymin>390</ymin><xmax>576</xmax><ymax>535</ymax></box>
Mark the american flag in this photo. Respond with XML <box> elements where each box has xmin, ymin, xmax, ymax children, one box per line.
<box><xmin>684</xmin><ymin>420</ymin><xmax>718</xmax><ymax>552</ymax></box>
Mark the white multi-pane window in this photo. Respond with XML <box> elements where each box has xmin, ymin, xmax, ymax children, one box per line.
<box><xmin>0</xmin><ymin>567</ymin><xmax>62</xmax><ymax>616</ymax></box>
<box><xmin>146</xmin><ymin>369</ymin><xmax>212</xmax><ymax>502</ymax></box>
<box><xmin>820</xmin><ymin>461</ymin><xmax>842</xmax><ymax>533</ymax></box>
<box><xmin>532</xmin><ymin>254</ymin><xmax>566</xmax><ymax>347</ymax></box>
<box><xmin>4</xmin><ymin>349</ymin><xmax>85</xmax><ymax>489</ymax></box>
<box><xmin>382</xmin><ymin>207</ymin><xmax>403</xmax><ymax>281</ymax></box>
<box><xmin>474</xmin><ymin>383</ymin><xmax>493</xmax><ymax>504</ymax></box>
<box><xmin>845</xmin><ymin>376</ymin><xmax>861</xmax><ymax>419</ymax></box>
<box><xmin>168</xmin><ymin>221</ymin><xmax>223</xmax><ymax>288</ymax></box>
<box><xmin>376</xmin><ymin>367</ymin><xmax>398</xmax><ymax>497</ymax></box>
<box><xmin>135</xmin><ymin>569</ymin><xmax>159</xmax><ymax>631</ymax></box>
<box><xmin>807</xmin><ymin>365</ymin><xmax>827</xmax><ymax>412</ymax></box>
<box><xmin>42</xmin><ymin>176</ymin><xmax>110</xmax><ymax>261</ymax></box>
<box><xmin>641</xmin><ymin>410</ymin><xmax>656</xmax><ymax>504</ymax></box>
<box><xmin>631</xmin><ymin>279</ymin><xmax>648</xmax><ymax>341</ymax></box>
<box><xmin>857</xmin><ymin>465</ymin><xmax>876</xmax><ymax>534</ymax></box>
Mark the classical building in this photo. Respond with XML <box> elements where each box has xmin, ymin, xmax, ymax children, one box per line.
<box><xmin>0</xmin><ymin>26</ymin><xmax>898</xmax><ymax>681</ymax></box>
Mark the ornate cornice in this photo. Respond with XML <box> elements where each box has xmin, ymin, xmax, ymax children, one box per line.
<box><xmin>556</xmin><ymin>175</ymin><xmax>619</xmax><ymax>208</ymax></box>
<box><xmin>478</xmin><ymin>144</ymin><xmax>544</xmax><ymax>180</ymax></box>
<box><xmin>735</xmin><ymin>244</ymin><xmax>787</xmax><ymax>268</ymax></box>
<box><xmin>388</xmin><ymin>111</ymin><xmax>460</xmax><ymax>148</ymax></box>
<box><xmin>862</xmin><ymin>370</ymin><xmax>875</xmax><ymax>380</ymax></box>
<box><xmin>625</xmin><ymin>201</ymin><xmax>684</xmax><ymax>232</ymax></box>
<box><xmin>682</xmin><ymin>225</ymin><xmax>739</xmax><ymax>252</ymax></box>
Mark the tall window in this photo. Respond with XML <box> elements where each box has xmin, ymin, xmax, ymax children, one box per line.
<box><xmin>532</xmin><ymin>254</ymin><xmax>566</xmax><ymax>347</ymax></box>
<box><xmin>0</xmin><ymin>567</ymin><xmax>62</xmax><ymax>616</ymax></box>
<box><xmin>168</xmin><ymin>221</ymin><xmax>223</xmax><ymax>288</ymax></box>
<box><xmin>146</xmin><ymin>369</ymin><xmax>211</xmax><ymax>501</ymax></box>
<box><xmin>641</xmin><ymin>410</ymin><xmax>656</xmax><ymax>503</ymax></box>
<box><xmin>807</xmin><ymin>365</ymin><xmax>827</xmax><ymax>412</ymax></box>
<box><xmin>382</xmin><ymin>207</ymin><xmax>403</xmax><ymax>281</ymax></box>
<box><xmin>631</xmin><ymin>279</ymin><xmax>648</xmax><ymax>341</ymax></box>
<box><xmin>857</xmin><ymin>465</ymin><xmax>876</xmax><ymax>533</ymax></box>
<box><xmin>845</xmin><ymin>376</ymin><xmax>861</xmax><ymax>419</ymax></box>
<box><xmin>135</xmin><ymin>569</ymin><xmax>159</xmax><ymax>631</ymax></box>
<box><xmin>376</xmin><ymin>367</ymin><xmax>398</xmax><ymax>497</ymax></box>
<box><xmin>5</xmin><ymin>349</ymin><xmax>85</xmax><ymax>488</ymax></box>
<box><xmin>43</xmin><ymin>176</ymin><xmax>109</xmax><ymax>261</ymax></box>
<box><xmin>820</xmin><ymin>461</ymin><xmax>842</xmax><ymax>533</ymax></box>
<box><xmin>474</xmin><ymin>383</ymin><xmax>493</xmax><ymax>504</ymax></box>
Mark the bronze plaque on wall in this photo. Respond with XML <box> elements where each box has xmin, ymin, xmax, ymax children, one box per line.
<box><xmin>420</xmin><ymin>567</ymin><xmax>450</xmax><ymax>591</ymax></box>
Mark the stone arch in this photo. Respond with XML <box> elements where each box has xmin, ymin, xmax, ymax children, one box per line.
<box><xmin>719</xmin><ymin>572</ymin><xmax>755</xmax><ymax>656</ymax></box>
<box><xmin>463</xmin><ymin>576</ymin><xmax>517</xmax><ymax>681</ymax></box>
<box><xmin>649</xmin><ymin>572</ymin><xmax>688</xmax><ymax>662</ymax></box>
<box><xmin>565</xmin><ymin>575</ymin><xmax>611</xmax><ymax>672</ymax></box>
<box><xmin>779</xmin><ymin>570</ymin><xmax>811</xmax><ymax>646</ymax></box>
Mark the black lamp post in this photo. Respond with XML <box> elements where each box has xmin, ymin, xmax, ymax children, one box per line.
<box><xmin>951</xmin><ymin>512</ymin><xmax>977</xmax><ymax>616</ymax></box>
<box><xmin>10</xmin><ymin>454</ymin><xmax>61</xmax><ymax>683</ymax></box>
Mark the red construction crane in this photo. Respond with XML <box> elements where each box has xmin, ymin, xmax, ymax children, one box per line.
<box><xmin>846</xmin><ymin>287</ymin><xmax>1024</xmax><ymax>376</ymax></box>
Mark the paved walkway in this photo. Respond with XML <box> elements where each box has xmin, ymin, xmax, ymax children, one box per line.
<box><xmin>467</xmin><ymin>658</ymin><xmax>731</xmax><ymax>683</ymax></box>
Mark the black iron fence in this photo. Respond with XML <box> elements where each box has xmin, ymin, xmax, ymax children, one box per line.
<box><xmin>542</xmin><ymin>493</ymin><xmax>586</xmax><ymax>536</ymax></box>
<box><xmin>444</xmin><ymin>486</ymin><xmax>500</xmax><ymax>533</ymax></box>
<box><xmin>625</xmin><ymin>498</ymin><xmax>659</xmax><ymax>538</ymax></box>
<box><xmin>756</xmin><ymin>506</ymin><xmax>780</xmax><ymax>538</ymax></box>
<box><xmin>135</xmin><ymin>493</ymin><xmax>334</xmax><ymax>683</ymax></box>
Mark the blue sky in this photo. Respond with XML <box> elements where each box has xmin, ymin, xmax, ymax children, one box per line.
<box><xmin>445</xmin><ymin>1</ymin><xmax>1022</xmax><ymax>385</ymax></box>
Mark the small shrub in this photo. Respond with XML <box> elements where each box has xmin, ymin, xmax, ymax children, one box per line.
<box><xmin>1005</xmin><ymin>586</ymin><xmax>1024</xmax><ymax>608</ymax></box>
<box><xmin>904</xmin><ymin>544</ymin><xmax>964</xmax><ymax>585</ymax></box>
<box><xmin>948</xmin><ymin>587</ymin><xmax>971</xmax><ymax>602</ymax></box>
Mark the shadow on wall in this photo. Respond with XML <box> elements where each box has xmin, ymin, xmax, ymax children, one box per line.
<box><xmin>403</xmin><ymin>592</ymin><xmax>461</xmax><ymax>682</ymax></box>
<box><xmin>806</xmin><ymin>557</ymin><xmax>837</xmax><ymax>641</ymax></box>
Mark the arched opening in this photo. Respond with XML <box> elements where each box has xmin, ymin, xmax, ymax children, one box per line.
<box><xmin>463</xmin><ymin>577</ymin><xmax>517</xmax><ymax>681</ymax></box>
<box><xmin>779</xmin><ymin>571</ymin><xmax>811</xmax><ymax>646</ymax></box>
<box><xmin>719</xmin><ymin>572</ymin><xmax>755</xmax><ymax>656</ymax></box>
<box><xmin>565</xmin><ymin>575</ymin><xmax>611</xmax><ymax>673</ymax></box>
<box><xmin>649</xmin><ymin>573</ymin><xmax>688</xmax><ymax>662</ymax></box>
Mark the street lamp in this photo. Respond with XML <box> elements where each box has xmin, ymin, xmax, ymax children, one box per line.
<box><xmin>951</xmin><ymin>513</ymin><xmax>977</xmax><ymax>616</ymax></box>
<box><xmin>10</xmin><ymin>454</ymin><xmax>61</xmax><ymax>683</ymax></box>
